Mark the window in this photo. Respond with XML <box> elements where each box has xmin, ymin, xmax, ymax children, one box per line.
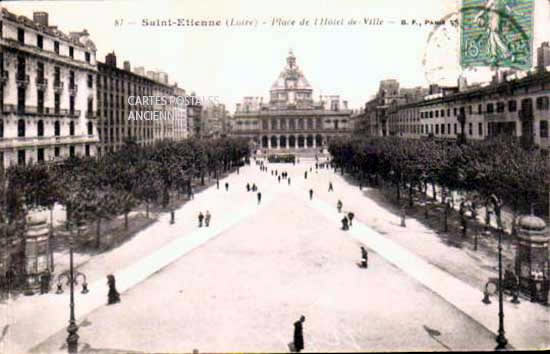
<box><xmin>17</xmin><ymin>119</ymin><xmax>25</xmax><ymax>137</ymax></box>
<box><xmin>508</xmin><ymin>100</ymin><xmax>517</xmax><ymax>112</ymax></box>
<box><xmin>69</xmin><ymin>146</ymin><xmax>75</xmax><ymax>157</ymax></box>
<box><xmin>441</xmin><ymin>110</ymin><xmax>445</xmax><ymax>117</ymax></box>
<box><xmin>17</xmin><ymin>28</ymin><xmax>24</xmax><ymax>44</ymax></box>
<box><xmin>54</xmin><ymin>121</ymin><xmax>60</xmax><ymax>136</ymax></box>
<box><xmin>69</xmin><ymin>71</ymin><xmax>75</xmax><ymax>88</ymax></box>
<box><xmin>37</xmin><ymin>120</ymin><xmax>44</xmax><ymax>137</ymax></box>
<box><xmin>453</xmin><ymin>108</ymin><xmax>457</xmax><ymax>116</ymax></box>
<box><xmin>536</xmin><ymin>96</ymin><xmax>549</xmax><ymax>110</ymax></box>
<box><xmin>478</xmin><ymin>122</ymin><xmax>483</xmax><ymax>136</ymax></box>
<box><xmin>441</xmin><ymin>124</ymin><xmax>445</xmax><ymax>135</ymax></box>
<box><xmin>497</xmin><ymin>102</ymin><xmax>505</xmax><ymax>113</ymax></box>
<box><xmin>85</xmin><ymin>144</ymin><xmax>90</xmax><ymax>157</ymax></box>
<box><xmin>447</xmin><ymin>123</ymin><xmax>451</xmax><ymax>134</ymax></box>
<box><xmin>37</xmin><ymin>148</ymin><xmax>44</xmax><ymax>162</ymax></box>
<box><xmin>69</xmin><ymin>46</ymin><xmax>74</xmax><ymax>58</ymax></box>
<box><xmin>541</xmin><ymin>121</ymin><xmax>549</xmax><ymax>138</ymax></box>
<box><xmin>0</xmin><ymin>120</ymin><xmax>3</xmax><ymax>138</ymax></box>
<box><xmin>435</xmin><ymin>110</ymin><xmax>439</xmax><ymax>118</ymax></box>
<box><xmin>69</xmin><ymin>121</ymin><xmax>75</xmax><ymax>136</ymax></box>
<box><xmin>54</xmin><ymin>147</ymin><xmax>60</xmax><ymax>157</ymax></box>
<box><xmin>88</xmin><ymin>98</ymin><xmax>93</xmax><ymax>113</ymax></box>
<box><xmin>447</xmin><ymin>109</ymin><xmax>450</xmax><ymax>117</ymax></box>
<box><xmin>435</xmin><ymin>124</ymin><xmax>439</xmax><ymax>135</ymax></box>
<box><xmin>17</xmin><ymin>150</ymin><xmax>26</xmax><ymax>166</ymax></box>
<box><xmin>478</xmin><ymin>104</ymin><xmax>483</xmax><ymax>114</ymax></box>
<box><xmin>468</xmin><ymin>122</ymin><xmax>473</xmax><ymax>136</ymax></box>
<box><xmin>87</xmin><ymin>122</ymin><xmax>93</xmax><ymax>135</ymax></box>
<box><xmin>429</xmin><ymin>111</ymin><xmax>433</xmax><ymax>118</ymax></box>
<box><xmin>70</xmin><ymin>96</ymin><xmax>75</xmax><ymax>114</ymax></box>
<box><xmin>54</xmin><ymin>93</ymin><xmax>60</xmax><ymax>114</ymax></box>
<box><xmin>37</xmin><ymin>90</ymin><xmax>44</xmax><ymax>114</ymax></box>
<box><xmin>454</xmin><ymin>123</ymin><xmax>457</xmax><ymax>134</ymax></box>
<box><xmin>54</xmin><ymin>41</ymin><xmax>59</xmax><ymax>54</ymax></box>
<box><xmin>487</xmin><ymin>103</ymin><xmax>494</xmax><ymax>113</ymax></box>
<box><xmin>37</xmin><ymin>34</ymin><xmax>43</xmax><ymax>49</ymax></box>
<box><xmin>85</xmin><ymin>52</ymin><xmax>90</xmax><ymax>63</ymax></box>
<box><xmin>469</xmin><ymin>106</ymin><xmax>473</xmax><ymax>114</ymax></box>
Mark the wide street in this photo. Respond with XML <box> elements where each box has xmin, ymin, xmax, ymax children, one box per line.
<box><xmin>20</xmin><ymin>157</ymin><xmax>516</xmax><ymax>353</ymax></box>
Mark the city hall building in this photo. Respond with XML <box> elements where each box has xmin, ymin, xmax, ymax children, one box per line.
<box><xmin>231</xmin><ymin>51</ymin><xmax>352</xmax><ymax>153</ymax></box>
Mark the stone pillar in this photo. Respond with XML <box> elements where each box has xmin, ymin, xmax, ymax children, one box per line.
<box><xmin>24</xmin><ymin>215</ymin><xmax>53</xmax><ymax>294</ymax></box>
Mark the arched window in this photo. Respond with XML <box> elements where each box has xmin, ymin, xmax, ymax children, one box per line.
<box><xmin>69</xmin><ymin>121</ymin><xmax>75</xmax><ymax>136</ymax></box>
<box><xmin>17</xmin><ymin>119</ymin><xmax>25</xmax><ymax>137</ymax></box>
<box><xmin>54</xmin><ymin>121</ymin><xmax>61</xmax><ymax>136</ymax></box>
<box><xmin>37</xmin><ymin>120</ymin><xmax>44</xmax><ymax>137</ymax></box>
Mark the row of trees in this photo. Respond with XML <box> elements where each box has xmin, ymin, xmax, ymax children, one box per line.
<box><xmin>329</xmin><ymin>136</ymin><xmax>549</xmax><ymax>233</ymax></box>
<box><xmin>1</xmin><ymin>137</ymin><xmax>250</xmax><ymax>252</ymax></box>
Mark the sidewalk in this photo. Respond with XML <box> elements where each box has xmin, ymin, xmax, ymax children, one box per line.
<box><xmin>1</xmin><ymin>164</ymin><xmax>277</xmax><ymax>354</ymax></box>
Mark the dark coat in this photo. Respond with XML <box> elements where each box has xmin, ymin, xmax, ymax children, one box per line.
<box><xmin>294</xmin><ymin>321</ymin><xmax>304</xmax><ymax>351</ymax></box>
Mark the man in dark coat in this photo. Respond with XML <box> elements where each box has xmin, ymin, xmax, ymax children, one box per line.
<box><xmin>198</xmin><ymin>212</ymin><xmax>204</xmax><ymax>227</ymax></box>
<box><xmin>225</xmin><ymin>182</ymin><xmax>229</xmax><ymax>191</ymax></box>
<box><xmin>361</xmin><ymin>246</ymin><xmax>368</xmax><ymax>268</ymax></box>
<box><xmin>328</xmin><ymin>182</ymin><xmax>333</xmax><ymax>192</ymax></box>
<box><xmin>107</xmin><ymin>274</ymin><xmax>120</xmax><ymax>305</ymax></box>
<box><xmin>293</xmin><ymin>315</ymin><xmax>306</xmax><ymax>352</ymax></box>
<box><xmin>341</xmin><ymin>216</ymin><xmax>349</xmax><ymax>230</ymax></box>
<box><xmin>309</xmin><ymin>189</ymin><xmax>313</xmax><ymax>200</ymax></box>
<box><xmin>257</xmin><ymin>192</ymin><xmax>262</xmax><ymax>204</ymax></box>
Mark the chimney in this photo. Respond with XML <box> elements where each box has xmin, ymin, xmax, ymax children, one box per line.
<box><xmin>33</xmin><ymin>12</ymin><xmax>49</xmax><ymax>27</ymax></box>
<box><xmin>123</xmin><ymin>61</ymin><xmax>131</xmax><ymax>72</ymax></box>
<box><xmin>105</xmin><ymin>52</ymin><xmax>117</xmax><ymax>67</ymax></box>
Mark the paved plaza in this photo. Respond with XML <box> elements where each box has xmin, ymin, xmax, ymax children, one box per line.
<box><xmin>1</xmin><ymin>159</ymin><xmax>549</xmax><ymax>353</ymax></box>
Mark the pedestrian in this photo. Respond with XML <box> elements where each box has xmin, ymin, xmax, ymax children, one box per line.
<box><xmin>293</xmin><ymin>315</ymin><xmax>306</xmax><ymax>353</ymax></box>
<box><xmin>341</xmin><ymin>216</ymin><xmax>349</xmax><ymax>231</ymax></box>
<box><xmin>247</xmin><ymin>183</ymin><xmax>250</xmax><ymax>192</ymax></box>
<box><xmin>216</xmin><ymin>180</ymin><xmax>219</xmax><ymax>189</ymax></box>
<box><xmin>278</xmin><ymin>176</ymin><xmax>281</xmax><ymax>183</ymax></box>
<box><xmin>310</xmin><ymin>167</ymin><xmax>312</xmax><ymax>172</ymax></box>
<box><xmin>304</xmin><ymin>171</ymin><xmax>308</xmax><ymax>179</ymax></box>
<box><xmin>252</xmin><ymin>183</ymin><xmax>257</xmax><ymax>192</ymax></box>
<box><xmin>337</xmin><ymin>200</ymin><xmax>343</xmax><ymax>213</ymax></box>
<box><xmin>348</xmin><ymin>211</ymin><xmax>355</xmax><ymax>226</ymax></box>
<box><xmin>107</xmin><ymin>274</ymin><xmax>120</xmax><ymax>305</ymax></box>
<box><xmin>275</xmin><ymin>170</ymin><xmax>278</xmax><ymax>176</ymax></box>
<box><xmin>309</xmin><ymin>189</ymin><xmax>313</xmax><ymax>200</ymax></box>
<box><xmin>360</xmin><ymin>246</ymin><xmax>368</xmax><ymax>268</ymax></box>
<box><xmin>257</xmin><ymin>191</ymin><xmax>262</xmax><ymax>204</ymax></box>
<box><xmin>198</xmin><ymin>212</ymin><xmax>204</xmax><ymax>227</ymax></box>
<box><xmin>271</xmin><ymin>170</ymin><xmax>274</xmax><ymax>176</ymax></box>
<box><xmin>225</xmin><ymin>182</ymin><xmax>229</xmax><ymax>191</ymax></box>
<box><xmin>288</xmin><ymin>177</ymin><xmax>291</xmax><ymax>185</ymax></box>
<box><xmin>328</xmin><ymin>182</ymin><xmax>333</xmax><ymax>192</ymax></box>
<box><xmin>205</xmin><ymin>210</ymin><xmax>211</xmax><ymax>227</ymax></box>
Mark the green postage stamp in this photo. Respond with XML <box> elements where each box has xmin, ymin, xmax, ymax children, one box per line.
<box><xmin>461</xmin><ymin>0</ymin><xmax>534</xmax><ymax>69</ymax></box>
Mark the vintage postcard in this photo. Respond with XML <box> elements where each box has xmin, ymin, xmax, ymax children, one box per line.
<box><xmin>0</xmin><ymin>0</ymin><xmax>549</xmax><ymax>353</ymax></box>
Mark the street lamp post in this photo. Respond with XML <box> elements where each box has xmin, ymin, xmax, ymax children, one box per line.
<box><xmin>56</xmin><ymin>226</ymin><xmax>89</xmax><ymax>354</ymax></box>
<box><xmin>495</xmin><ymin>227</ymin><xmax>508</xmax><ymax>350</ymax></box>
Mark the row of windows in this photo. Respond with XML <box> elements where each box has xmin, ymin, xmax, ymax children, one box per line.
<box><xmin>0</xmin><ymin>119</ymin><xmax>94</xmax><ymax>138</ymax></box>
<box><xmin>11</xmin><ymin>145</ymin><xmax>90</xmax><ymax>166</ymax></box>
<box><xmin>414</xmin><ymin>96</ymin><xmax>550</xmax><ymax>120</ymax></box>
<box><xmin>391</xmin><ymin>120</ymin><xmax>550</xmax><ymax>138</ymax></box>
<box><xmin>2</xmin><ymin>21</ymin><xmax>92</xmax><ymax>63</ymax></box>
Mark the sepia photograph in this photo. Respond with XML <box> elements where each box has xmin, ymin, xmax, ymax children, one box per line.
<box><xmin>0</xmin><ymin>0</ymin><xmax>549</xmax><ymax>352</ymax></box>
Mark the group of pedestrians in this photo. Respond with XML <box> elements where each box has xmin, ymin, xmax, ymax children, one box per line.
<box><xmin>246</xmin><ymin>183</ymin><xmax>258</xmax><ymax>192</ymax></box>
<box><xmin>197</xmin><ymin>210</ymin><xmax>212</xmax><ymax>227</ymax></box>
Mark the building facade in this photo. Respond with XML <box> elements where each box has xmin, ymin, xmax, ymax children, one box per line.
<box><xmin>371</xmin><ymin>71</ymin><xmax>550</xmax><ymax>149</ymax></box>
<box><xmin>96</xmin><ymin>52</ymin><xmax>187</xmax><ymax>154</ymax></box>
<box><xmin>201</xmin><ymin>102</ymin><xmax>226</xmax><ymax>138</ymax></box>
<box><xmin>0</xmin><ymin>9</ymin><xmax>99</xmax><ymax>167</ymax></box>
<box><xmin>231</xmin><ymin>51</ymin><xmax>352</xmax><ymax>153</ymax></box>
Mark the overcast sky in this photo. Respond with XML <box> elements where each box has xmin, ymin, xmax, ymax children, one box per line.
<box><xmin>3</xmin><ymin>0</ymin><xmax>550</xmax><ymax>112</ymax></box>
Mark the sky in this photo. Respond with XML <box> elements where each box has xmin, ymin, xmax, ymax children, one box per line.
<box><xmin>2</xmin><ymin>0</ymin><xmax>550</xmax><ymax>112</ymax></box>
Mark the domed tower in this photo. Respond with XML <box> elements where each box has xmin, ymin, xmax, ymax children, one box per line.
<box><xmin>269</xmin><ymin>50</ymin><xmax>313</xmax><ymax>108</ymax></box>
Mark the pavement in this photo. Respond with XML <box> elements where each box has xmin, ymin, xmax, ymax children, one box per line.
<box><xmin>1</xmin><ymin>158</ymin><xmax>548</xmax><ymax>353</ymax></box>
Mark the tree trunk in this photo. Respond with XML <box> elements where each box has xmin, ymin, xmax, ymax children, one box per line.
<box><xmin>49</xmin><ymin>206</ymin><xmax>54</xmax><ymax>271</ymax></box>
<box><xmin>146</xmin><ymin>202</ymin><xmax>150</xmax><ymax>219</ymax></box>
<box><xmin>396</xmin><ymin>180</ymin><xmax>401</xmax><ymax>201</ymax></box>
<box><xmin>431</xmin><ymin>182</ymin><xmax>437</xmax><ymax>201</ymax></box>
<box><xmin>408</xmin><ymin>183</ymin><xmax>414</xmax><ymax>207</ymax></box>
<box><xmin>124</xmin><ymin>212</ymin><xmax>129</xmax><ymax>230</ymax></box>
<box><xmin>95</xmin><ymin>218</ymin><xmax>101</xmax><ymax>249</ymax></box>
